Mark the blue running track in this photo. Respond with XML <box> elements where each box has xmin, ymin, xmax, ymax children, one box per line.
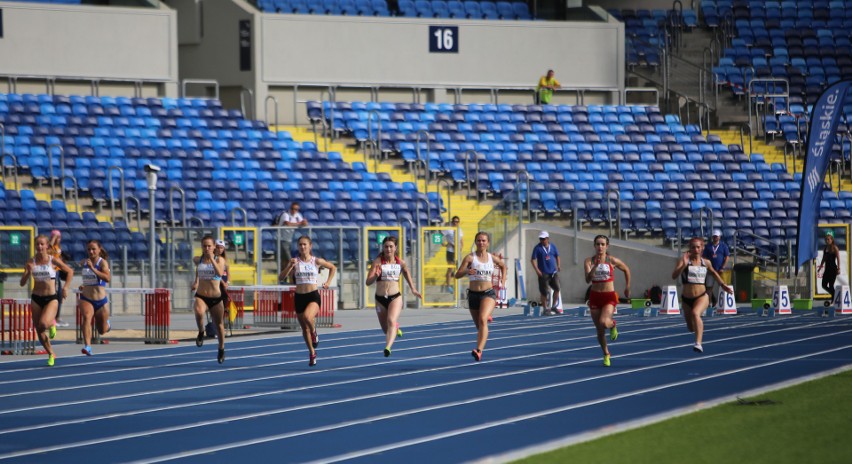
<box><xmin>0</xmin><ymin>311</ymin><xmax>850</xmax><ymax>463</ymax></box>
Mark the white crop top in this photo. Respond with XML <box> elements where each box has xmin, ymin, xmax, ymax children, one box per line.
<box><xmin>295</xmin><ymin>257</ymin><xmax>319</xmax><ymax>285</ymax></box>
<box><xmin>469</xmin><ymin>253</ymin><xmax>495</xmax><ymax>282</ymax></box>
<box><xmin>380</xmin><ymin>263</ymin><xmax>401</xmax><ymax>282</ymax></box>
<box><xmin>682</xmin><ymin>259</ymin><xmax>708</xmax><ymax>285</ymax></box>
<box><xmin>32</xmin><ymin>257</ymin><xmax>56</xmax><ymax>283</ymax></box>
<box><xmin>197</xmin><ymin>260</ymin><xmax>221</xmax><ymax>281</ymax></box>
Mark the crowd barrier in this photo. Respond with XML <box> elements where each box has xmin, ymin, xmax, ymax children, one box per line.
<box><xmin>229</xmin><ymin>286</ymin><xmax>337</xmax><ymax>331</ymax></box>
<box><xmin>0</xmin><ymin>298</ymin><xmax>38</xmax><ymax>355</ymax></box>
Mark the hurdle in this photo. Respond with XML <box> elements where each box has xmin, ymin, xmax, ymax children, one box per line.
<box><xmin>70</xmin><ymin>288</ymin><xmax>173</xmax><ymax>344</ymax></box>
<box><xmin>229</xmin><ymin>285</ymin><xmax>337</xmax><ymax>331</ymax></box>
<box><xmin>1</xmin><ymin>299</ymin><xmax>38</xmax><ymax>355</ymax></box>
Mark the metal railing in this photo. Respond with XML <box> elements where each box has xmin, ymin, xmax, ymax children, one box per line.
<box><xmin>462</xmin><ymin>150</ymin><xmax>480</xmax><ymax>199</ymax></box>
<box><xmin>180</xmin><ymin>78</ymin><xmax>219</xmax><ymax>100</ymax></box>
<box><xmin>168</xmin><ymin>186</ymin><xmax>186</xmax><ymax>227</ymax></box>
<box><xmin>108</xmin><ymin>166</ymin><xmax>126</xmax><ymax>223</ymax></box>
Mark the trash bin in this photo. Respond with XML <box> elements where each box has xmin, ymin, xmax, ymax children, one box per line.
<box><xmin>733</xmin><ymin>263</ymin><xmax>754</xmax><ymax>303</ymax></box>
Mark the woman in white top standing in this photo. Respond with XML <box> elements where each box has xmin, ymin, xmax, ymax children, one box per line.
<box><xmin>192</xmin><ymin>235</ymin><xmax>228</xmax><ymax>364</ymax></box>
<box><xmin>279</xmin><ymin>235</ymin><xmax>337</xmax><ymax>366</ymax></box>
<box><xmin>19</xmin><ymin>235</ymin><xmax>74</xmax><ymax>366</ymax></box>
<box><xmin>454</xmin><ymin>231</ymin><xmax>507</xmax><ymax>362</ymax></box>
<box><xmin>366</xmin><ymin>235</ymin><xmax>422</xmax><ymax>357</ymax></box>
<box><xmin>671</xmin><ymin>237</ymin><xmax>732</xmax><ymax>353</ymax></box>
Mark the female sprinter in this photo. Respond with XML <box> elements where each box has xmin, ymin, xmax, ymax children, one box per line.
<box><xmin>79</xmin><ymin>240</ymin><xmax>112</xmax><ymax>356</ymax></box>
<box><xmin>366</xmin><ymin>235</ymin><xmax>422</xmax><ymax>357</ymax></box>
<box><xmin>671</xmin><ymin>237</ymin><xmax>732</xmax><ymax>353</ymax></box>
<box><xmin>454</xmin><ymin>231</ymin><xmax>507</xmax><ymax>362</ymax></box>
<box><xmin>279</xmin><ymin>236</ymin><xmax>337</xmax><ymax>366</ymax></box>
<box><xmin>583</xmin><ymin>235</ymin><xmax>631</xmax><ymax>367</ymax></box>
<box><xmin>192</xmin><ymin>235</ymin><xmax>228</xmax><ymax>363</ymax></box>
<box><xmin>19</xmin><ymin>235</ymin><xmax>74</xmax><ymax>366</ymax></box>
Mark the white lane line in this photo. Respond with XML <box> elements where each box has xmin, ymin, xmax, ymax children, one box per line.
<box><xmin>301</xmin><ymin>345</ymin><xmax>852</xmax><ymax>464</ymax></box>
<box><xmin>0</xmin><ymin>325</ymin><xmax>846</xmax><ymax>461</ymax></box>
<box><xmin>0</xmin><ymin>319</ymin><xmax>691</xmax><ymax>416</ymax></box>
<box><xmin>0</xmin><ymin>316</ymin><xmax>678</xmax><ymax>399</ymax></box>
<box><xmin>0</xmin><ymin>315</ymin><xmax>822</xmax><ymax>419</ymax></box>
<box><xmin>0</xmin><ymin>316</ymin><xmax>588</xmax><ymax>379</ymax></box>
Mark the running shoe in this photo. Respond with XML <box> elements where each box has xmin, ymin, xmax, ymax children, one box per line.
<box><xmin>218</xmin><ymin>348</ymin><xmax>225</xmax><ymax>364</ymax></box>
<box><xmin>610</xmin><ymin>320</ymin><xmax>618</xmax><ymax>341</ymax></box>
<box><xmin>196</xmin><ymin>330</ymin><xmax>204</xmax><ymax>347</ymax></box>
<box><xmin>309</xmin><ymin>353</ymin><xmax>317</xmax><ymax>366</ymax></box>
<box><xmin>106</xmin><ymin>320</ymin><xmax>111</xmax><ymax>333</ymax></box>
<box><xmin>603</xmin><ymin>354</ymin><xmax>611</xmax><ymax>367</ymax></box>
<box><xmin>81</xmin><ymin>345</ymin><xmax>92</xmax><ymax>356</ymax></box>
<box><xmin>56</xmin><ymin>320</ymin><xmax>70</xmax><ymax>328</ymax></box>
<box><xmin>396</xmin><ymin>327</ymin><xmax>403</xmax><ymax>338</ymax></box>
<box><xmin>384</xmin><ymin>347</ymin><xmax>391</xmax><ymax>357</ymax></box>
<box><xmin>49</xmin><ymin>324</ymin><xmax>57</xmax><ymax>340</ymax></box>
<box><xmin>471</xmin><ymin>349</ymin><xmax>482</xmax><ymax>362</ymax></box>
<box><xmin>552</xmin><ymin>306</ymin><xmax>563</xmax><ymax>315</ymax></box>
<box><xmin>311</xmin><ymin>330</ymin><xmax>319</xmax><ymax>348</ymax></box>
<box><xmin>693</xmin><ymin>343</ymin><xmax>703</xmax><ymax>353</ymax></box>
<box><xmin>47</xmin><ymin>354</ymin><xmax>55</xmax><ymax>367</ymax></box>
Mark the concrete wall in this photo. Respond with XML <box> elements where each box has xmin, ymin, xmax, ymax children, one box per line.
<box><xmin>259</xmin><ymin>15</ymin><xmax>624</xmax><ymax>90</ymax></box>
<box><xmin>166</xmin><ymin>0</ymin><xmax>258</xmax><ymax>108</ymax></box>
<box><xmin>520</xmin><ymin>224</ymin><xmax>680</xmax><ymax>303</ymax></box>
<box><xmin>0</xmin><ymin>2</ymin><xmax>178</xmax><ymax>85</ymax></box>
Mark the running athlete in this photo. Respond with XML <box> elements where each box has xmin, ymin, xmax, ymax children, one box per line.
<box><xmin>366</xmin><ymin>235</ymin><xmax>422</xmax><ymax>357</ymax></box>
<box><xmin>454</xmin><ymin>231</ymin><xmax>507</xmax><ymax>362</ymax></box>
<box><xmin>19</xmin><ymin>235</ymin><xmax>74</xmax><ymax>366</ymax></box>
<box><xmin>279</xmin><ymin>236</ymin><xmax>337</xmax><ymax>366</ymax></box>
<box><xmin>78</xmin><ymin>240</ymin><xmax>112</xmax><ymax>356</ymax></box>
<box><xmin>671</xmin><ymin>237</ymin><xmax>732</xmax><ymax>353</ymax></box>
<box><xmin>583</xmin><ymin>235</ymin><xmax>630</xmax><ymax>367</ymax></box>
<box><xmin>192</xmin><ymin>235</ymin><xmax>228</xmax><ymax>364</ymax></box>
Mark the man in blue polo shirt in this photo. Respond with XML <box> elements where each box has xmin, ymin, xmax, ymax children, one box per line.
<box><xmin>702</xmin><ymin>229</ymin><xmax>730</xmax><ymax>306</ymax></box>
<box><xmin>531</xmin><ymin>231</ymin><xmax>562</xmax><ymax>314</ymax></box>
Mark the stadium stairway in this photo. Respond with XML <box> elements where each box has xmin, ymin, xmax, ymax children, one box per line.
<box><xmin>715</xmin><ymin>129</ymin><xmax>852</xmax><ymax>192</ymax></box>
<box><xmin>278</xmin><ymin>126</ymin><xmax>492</xmax><ymax>278</ymax></box>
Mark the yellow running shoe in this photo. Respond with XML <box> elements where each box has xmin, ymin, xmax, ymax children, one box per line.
<box><xmin>384</xmin><ymin>347</ymin><xmax>391</xmax><ymax>357</ymax></box>
<box><xmin>49</xmin><ymin>324</ymin><xmax>57</xmax><ymax>340</ymax></box>
<box><xmin>603</xmin><ymin>354</ymin><xmax>611</xmax><ymax>367</ymax></box>
<box><xmin>610</xmin><ymin>320</ymin><xmax>618</xmax><ymax>341</ymax></box>
<box><xmin>396</xmin><ymin>327</ymin><xmax>403</xmax><ymax>338</ymax></box>
<box><xmin>47</xmin><ymin>354</ymin><xmax>55</xmax><ymax>367</ymax></box>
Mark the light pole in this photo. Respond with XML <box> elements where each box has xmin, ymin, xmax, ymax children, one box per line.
<box><xmin>145</xmin><ymin>164</ymin><xmax>161</xmax><ymax>288</ymax></box>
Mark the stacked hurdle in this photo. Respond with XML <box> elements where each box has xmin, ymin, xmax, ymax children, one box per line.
<box><xmin>144</xmin><ymin>289</ymin><xmax>172</xmax><ymax>344</ymax></box>
<box><xmin>273</xmin><ymin>287</ymin><xmax>336</xmax><ymax>330</ymax></box>
<box><xmin>231</xmin><ymin>286</ymin><xmax>337</xmax><ymax>331</ymax></box>
<box><xmin>1</xmin><ymin>299</ymin><xmax>41</xmax><ymax>355</ymax></box>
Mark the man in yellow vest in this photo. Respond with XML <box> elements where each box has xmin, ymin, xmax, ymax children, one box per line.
<box><xmin>536</xmin><ymin>69</ymin><xmax>561</xmax><ymax>104</ymax></box>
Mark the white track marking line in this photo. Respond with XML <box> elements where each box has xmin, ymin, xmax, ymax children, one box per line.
<box><xmin>0</xmin><ymin>326</ymin><xmax>847</xmax><ymax>460</ymax></box>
